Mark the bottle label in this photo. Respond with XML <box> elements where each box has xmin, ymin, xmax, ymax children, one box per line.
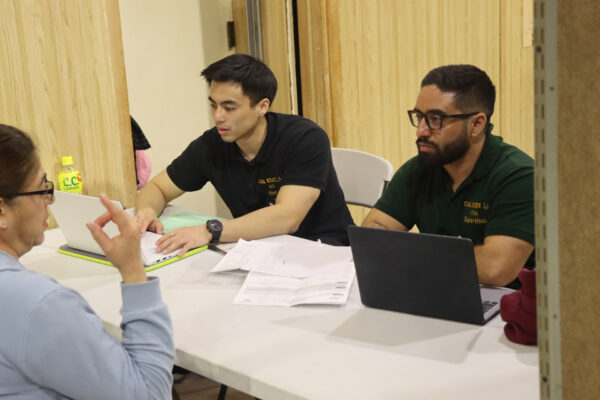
<box><xmin>58</xmin><ymin>171</ymin><xmax>83</xmax><ymax>193</ymax></box>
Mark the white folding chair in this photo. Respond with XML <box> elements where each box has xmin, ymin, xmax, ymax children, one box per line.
<box><xmin>331</xmin><ymin>148</ymin><xmax>395</xmax><ymax>207</ymax></box>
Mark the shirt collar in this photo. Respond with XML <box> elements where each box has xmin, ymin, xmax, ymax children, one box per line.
<box><xmin>0</xmin><ymin>250</ymin><xmax>23</xmax><ymax>272</ymax></box>
<box><xmin>468</xmin><ymin>134</ymin><xmax>504</xmax><ymax>181</ymax></box>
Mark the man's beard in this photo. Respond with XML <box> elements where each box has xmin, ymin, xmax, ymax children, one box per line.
<box><xmin>417</xmin><ymin>124</ymin><xmax>470</xmax><ymax>169</ymax></box>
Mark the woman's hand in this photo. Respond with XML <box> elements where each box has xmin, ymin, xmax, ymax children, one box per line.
<box><xmin>86</xmin><ymin>193</ymin><xmax>147</xmax><ymax>284</ymax></box>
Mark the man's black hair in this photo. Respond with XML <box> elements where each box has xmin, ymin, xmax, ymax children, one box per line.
<box><xmin>201</xmin><ymin>54</ymin><xmax>277</xmax><ymax>106</ymax></box>
<box><xmin>421</xmin><ymin>65</ymin><xmax>496</xmax><ymax>133</ymax></box>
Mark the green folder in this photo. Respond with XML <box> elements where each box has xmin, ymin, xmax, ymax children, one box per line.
<box><xmin>159</xmin><ymin>212</ymin><xmax>224</xmax><ymax>233</ymax></box>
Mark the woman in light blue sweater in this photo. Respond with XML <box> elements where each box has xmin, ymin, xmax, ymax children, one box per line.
<box><xmin>0</xmin><ymin>124</ymin><xmax>174</xmax><ymax>399</ymax></box>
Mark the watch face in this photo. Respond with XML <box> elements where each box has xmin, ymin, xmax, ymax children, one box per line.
<box><xmin>207</xmin><ymin>220</ymin><xmax>222</xmax><ymax>232</ymax></box>
<box><xmin>206</xmin><ymin>219</ymin><xmax>222</xmax><ymax>243</ymax></box>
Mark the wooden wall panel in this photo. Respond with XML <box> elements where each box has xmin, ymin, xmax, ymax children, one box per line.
<box><xmin>232</xmin><ymin>0</ymin><xmax>249</xmax><ymax>55</ymax></box>
<box><xmin>297</xmin><ymin>0</ymin><xmax>333</xmax><ymax>136</ymax></box>
<box><xmin>297</xmin><ymin>0</ymin><xmax>536</xmax><ymax>223</ymax></box>
<box><xmin>0</xmin><ymin>0</ymin><xmax>135</xmax><ymax>209</ymax></box>
<box><xmin>232</xmin><ymin>0</ymin><xmax>295</xmax><ymax>114</ymax></box>
<box><xmin>536</xmin><ymin>1</ymin><xmax>600</xmax><ymax>398</ymax></box>
<box><xmin>555</xmin><ymin>1</ymin><xmax>600</xmax><ymax>398</ymax></box>
<box><xmin>319</xmin><ymin>0</ymin><xmax>501</xmax><ymax>170</ymax></box>
<box><xmin>260</xmin><ymin>0</ymin><xmax>294</xmax><ymax>114</ymax></box>
<box><xmin>500</xmin><ymin>0</ymin><xmax>535</xmax><ymax>157</ymax></box>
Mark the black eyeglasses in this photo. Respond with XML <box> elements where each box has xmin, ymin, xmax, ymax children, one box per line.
<box><xmin>11</xmin><ymin>180</ymin><xmax>54</xmax><ymax>201</ymax></box>
<box><xmin>407</xmin><ymin>109</ymin><xmax>478</xmax><ymax>130</ymax></box>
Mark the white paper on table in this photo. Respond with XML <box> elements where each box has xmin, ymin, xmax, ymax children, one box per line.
<box><xmin>210</xmin><ymin>239</ymin><xmax>353</xmax><ymax>278</ymax></box>
<box><xmin>209</xmin><ymin>239</ymin><xmax>278</xmax><ymax>273</ymax></box>
<box><xmin>233</xmin><ymin>269</ymin><xmax>355</xmax><ymax>306</ymax></box>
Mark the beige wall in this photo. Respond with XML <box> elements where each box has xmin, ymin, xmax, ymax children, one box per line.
<box><xmin>119</xmin><ymin>0</ymin><xmax>233</xmax><ymax>218</ymax></box>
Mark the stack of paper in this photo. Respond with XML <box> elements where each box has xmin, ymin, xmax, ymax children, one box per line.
<box><xmin>211</xmin><ymin>240</ymin><xmax>355</xmax><ymax>307</ymax></box>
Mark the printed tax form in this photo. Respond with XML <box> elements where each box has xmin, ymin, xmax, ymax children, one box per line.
<box><xmin>210</xmin><ymin>239</ymin><xmax>355</xmax><ymax>306</ymax></box>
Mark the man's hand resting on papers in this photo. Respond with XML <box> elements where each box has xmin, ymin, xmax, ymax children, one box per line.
<box><xmin>135</xmin><ymin>207</ymin><xmax>165</xmax><ymax>234</ymax></box>
<box><xmin>86</xmin><ymin>193</ymin><xmax>147</xmax><ymax>284</ymax></box>
<box><xmin>155</xmin><ymin>225</ymin><xmax>213</xmax><ymax>257</ymax></box>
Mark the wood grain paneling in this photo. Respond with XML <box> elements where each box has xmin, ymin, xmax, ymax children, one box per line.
<box><xmin>500</xmin><ymin>0</ymin><xmax>535</xmax><ymax>156</ymax></box>
<box><xmin>232</xmin><ymin>0</ymin><xmax>295</xmax><ymax>114</ymax></box>
<box><xmin>556</xmin><ymin>0</ymin><xmax>600</xmax><ymax>398</ymax></box>
<box><xmin>536</xmin><ymin>1</ymin><xmax>600</xmax><ymax>398</ymax></box>
<box><xmin>0</xmin><ymin>0</ymin><xmax>135</xmax><ymax>210</ymax></box>
<box><xmin>232</xmin><ymin>0</ymin><xmax>249</xmax><ymax>54</ymax></box>
<box><xmin>297</xmin><ymin>0</ymin><xmax>333</xmax><ymax>136</ymax></box>
<box><xmin>260</xmin><ymin>0</ymin><xmax>294</xmax><ymax>114</ymax></box>
<box><xmin>304</xmin><ymin>0</ymin><xmax>503</xmax><ymax>170</ymax></box>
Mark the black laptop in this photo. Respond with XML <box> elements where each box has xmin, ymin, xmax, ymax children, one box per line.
<box><xmin>347</xmin><ymin>226</ymin><xmax>513</xmax><ymax>325</ymax></box>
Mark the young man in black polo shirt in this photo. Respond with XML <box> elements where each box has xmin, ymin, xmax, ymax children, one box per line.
<box><xmin>135</xmin><ymin>54</ymin><xmax>353</xmax><ymax>254</ymax></box>
<box><xmin>363</xmin><ymin>65</ymin><xmax>534</xmax><ymax>288</ymax></box>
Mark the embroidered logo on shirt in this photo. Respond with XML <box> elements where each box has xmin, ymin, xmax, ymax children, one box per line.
<box><xmin>258</xmin><ymin>176</ymin><xmax>282</xmax><ymax>196</ymax></box>
<box><xmin>463</xmin><ymin>200</ymin><xmax>489</xmax><ymax>224</ymax></box>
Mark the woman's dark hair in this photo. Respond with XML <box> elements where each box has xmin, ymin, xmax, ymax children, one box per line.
<box><xmin>201</xmin><ymin>54</ymin><xmax>278</xmax><ymax>106</ymax></box>
<box><xmin>0</xmin><ymin>124</ymin><xmax>38</xmax><ymax>202</ymax></box>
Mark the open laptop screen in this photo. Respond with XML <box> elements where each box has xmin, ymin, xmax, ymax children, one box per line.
<box><xmin>348</xmin><ymin>226</ymin><xmax>510</xmax><ymax>325</ymax></box>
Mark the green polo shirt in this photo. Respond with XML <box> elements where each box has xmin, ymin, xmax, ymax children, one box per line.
<box><xmin>375</xmin><ymin>134</ymin><xmax>534</xmax><ymax>254</ymax></box>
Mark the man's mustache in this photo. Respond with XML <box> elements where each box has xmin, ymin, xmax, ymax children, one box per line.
<box><xmin>416</xmin><ymin>138</ymin><xmax>434</xmax><ymax>146</ymax></box>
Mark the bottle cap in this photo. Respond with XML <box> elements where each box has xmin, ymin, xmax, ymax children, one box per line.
<box><xmin>61</xmin><ymin>156</ymin><xmax>73</xmax><ymax>166</ymax></box>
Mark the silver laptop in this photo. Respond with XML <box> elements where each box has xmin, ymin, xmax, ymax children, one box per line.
<box><xmin>347</xmin><ymin>226</ymin><xmax>514</xmax><ymax>325</ymax></box>
<box><xmin>50</xmin><ymin>191</ymin><xmax>121</xmax><ymax>256</ymax></box>
<box><xmin>49</xmin><ymin>191</ymin><xmax>180</xmax><ymax>266</ymax></box>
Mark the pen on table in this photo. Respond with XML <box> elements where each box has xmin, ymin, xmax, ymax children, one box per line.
<box><xmin>208</xmin><ymin>244</ymin><xmax>227</xmax><ymax>256</ymax></box>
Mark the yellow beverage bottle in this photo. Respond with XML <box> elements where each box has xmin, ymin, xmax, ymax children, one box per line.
<box><xmin>57</xmin><ymin>156</ymin><xmax>83</xmax><ymax>193</ymax></box>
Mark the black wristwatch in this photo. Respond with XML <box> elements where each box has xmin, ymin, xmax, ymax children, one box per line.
<box><xmin>206</xmin><ymin>219</ymin><xmax>223</xmax><ymax>243</ymax></box>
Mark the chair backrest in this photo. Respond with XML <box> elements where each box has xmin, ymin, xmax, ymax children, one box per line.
<box><xmin>331</xmin><ymin>148</ymin><xmax>395</xmax><ymax>207</ymax></box>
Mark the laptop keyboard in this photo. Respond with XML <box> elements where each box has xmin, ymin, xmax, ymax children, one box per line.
<box><xmin>482</xmin><ymin>300</ymin><xmax>499</xmax><ymax>314</ymax></box>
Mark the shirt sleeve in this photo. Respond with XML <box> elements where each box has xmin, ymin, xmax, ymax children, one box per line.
<box><xmin>373</xmin><ymin>161</ymin><xmax>416</xmax><ymax>229</ymax></box>
<box><xmin>484</xmin><ymin>164</ymin><xmax>535</xmax><ymax>244</ymax></box>
<box><xmin>167</xmin><ymin>135</ymin><xmax>210</xmax><ymax>192</ymax></box>
<box><xmin>21</xmin><ymin>277</ymin><xmax>174</xmax><ymax>400</ymax></box>
<box><xmin>280</xmin><ymin>128</ymin><xmax>331</xmax><ymax>191</ymax></box>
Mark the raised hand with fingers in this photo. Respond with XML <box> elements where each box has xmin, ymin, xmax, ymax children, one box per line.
<box><xmin>86</xmin><ymin>193</ymin><xmax>146</xmax><ymax>284</ymax></box>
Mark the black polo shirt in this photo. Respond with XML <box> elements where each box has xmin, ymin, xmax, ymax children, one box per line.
<box><xmin>375</xmin><ymin>134</ymin><xmax>535</xmax><ymax>283</ymax></box>
<box><xmin>166</xmin><ymin>112</ymin><xmax>354</xmax><ymax>245</ymax></box>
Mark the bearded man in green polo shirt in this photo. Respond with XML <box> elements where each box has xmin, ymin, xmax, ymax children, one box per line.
<box><xmin>363</xmin><ymin>65</ymin><xmax>534</xmax><ymax>289</ymax></box>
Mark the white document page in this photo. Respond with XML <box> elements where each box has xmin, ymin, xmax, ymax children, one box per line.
<box><xmin>210</xmin><ymin>239</ymin><xmax>280</xmax><ymax>273</ymax></box>
<box><xmin>212</xmin><ymin>239</ymin><xmax>356</xmax><ymax>306</ymax></box>
<box><xmin>211</xmin><ymin>239</ymin><xmax>354</xmax><ymax>278</ymax></box>
<box><xmin>233</xmin><ymin>270</ymin><xmax>355</xmax><ymax>306</ymax></box>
